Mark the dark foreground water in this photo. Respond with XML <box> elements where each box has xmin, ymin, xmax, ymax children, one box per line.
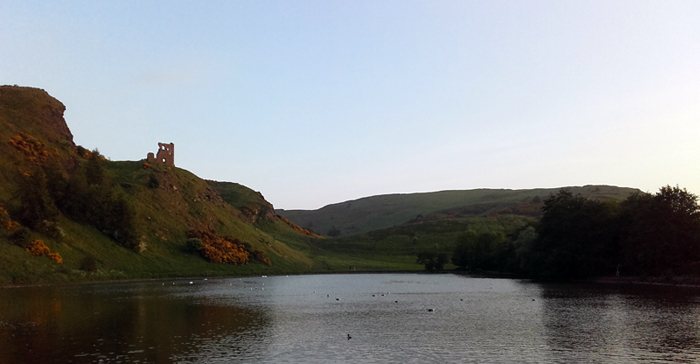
<box><xmin>1</xmin><ymin>273</ymin><xmax>700</xmax><ymax>363</ymax></box>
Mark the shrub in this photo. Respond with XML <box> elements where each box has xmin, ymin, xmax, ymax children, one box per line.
<box><xmin>54</xmin><ymin>168</ymin><xmax>142</xmax><ymax>252</ymax></box>
<box><xmin>201</xmin><ymin>239</ymin><xmax>249</xmax><ymax>265</ymax></box>
<box><xmin>76</xmin><ymin>145</ymin><xmax>87</xmax><ymax>158</ymax></box>
<box><xmin>135</xmin><ymin>240</ymin><xmax>147</xmax><ymax>253</ymax></box>
<box><xmin>0</xmin><ymin>204</ymin><xmax>19</xmax><ymax>231</ymax></box>
<box><xmin>251</xmin><ymin>250</ymin><xmax>272</xmax><ymax>266</ymax></box>
<box><xmin>48</xmin><ymin>252</ymin><xmax>63</xmax><ymax>264</ymax></box>
<box><xmin>80</xmin><ymin>256</ymin><xmax>97</xmax><ymax>273</ymax></box>
<box><xmin>8</xmin><ymin>228</ymin><xmax>31</xmax><ymax>247</ymax></box>
<box><xmin>36</xmin><ymin>220</ymin><xmax>63</xmax><ymax>240</ymax></box>
<box><xmin>147</xmin><ymin>174</ymin><xmax>160</xmax><ymax>189</ymax></box>
<box><xmin>15</xmin><ymin>169</ymin><xmax>59</xmax><ymax>230</ymax></box>
<box><xmin>186</xmin><ymin>238</ymin><xmax>204</xmax><ymax>252</ymax></box>
<box><xmin>25</xmin><ymin>239</ymin><xmax>50</xmax><ymax>257</ymax></box>
<box><xmin>85</xmin><ymin>150</ymin><xmax>105</xmax><ymax>186</ymax></box>
<box><xmin>187</xmin><ymin>230</ymin><xmax>273</xmax><ymax>266</ymax></box>
<box><xmin>24</xmin><ymin>239</ymin><xmax>63</xmax><ymax>263</ymax></box>
<box><xmin>8</xmin><ymin>133</ymin><xmax>49</xmax><ymax>165</ymax></box>
<box><xmin>188</xmin><ymin>230</ymin><xmax>250</xmax><ymax>265</ymax></box>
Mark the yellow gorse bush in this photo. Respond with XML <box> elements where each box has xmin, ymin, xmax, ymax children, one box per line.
<box><xmin>25</xmin><ymin>239</ymin><xmax>62</xmax><ymax>264</ymax></box>
<box><xmin>201</xmin><ymin>237</ymin><xmax>250</xmax><ymax>265</ymax></box>
<box><xmin>48</xmin><ymin>252</ymin><xmax>63</xmax><ymax>264</ymax></box>
<box><xmin>8</xmin><ymin>133</ymin><xmax>50</xmax><ymax>165</ymax></box>
<box><xmin>187</xmin><ymin>230</ymin><xmax>272</xmax><ymax>266</ymax></box>
<box><xmin>26</xmin><ymin>239</ymin><xmax>50</xmax><ymax>256</ymax></box>
<box><xmin>0</xmin><ymin>204</ymin><xmax>19</xmax><ymax>231</ymax></box>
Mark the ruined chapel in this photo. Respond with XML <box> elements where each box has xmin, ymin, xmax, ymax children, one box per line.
<box><xmin>147</xmin><ymin>142</ymin><xmax>174</xmax><ymax>166</ymax></box>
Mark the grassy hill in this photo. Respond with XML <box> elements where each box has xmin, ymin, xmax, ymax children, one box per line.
<box><xmin>277</xmin><ymin>185</ymin><xmax>640</xmax><ymax>238</ymax></box>
<box><xmin>0</xmin><ymin>86</ymin><xmax>322</xmax><ymax>285</ymax></box>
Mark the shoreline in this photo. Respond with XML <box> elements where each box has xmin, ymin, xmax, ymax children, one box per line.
<box><xmin>588</xmin><ymin>276</ymin><xmax>700</xmax><ymax>288</ymax></box>
<box><xmin>0</xmin><ymin>269</ymin><xmax>427</xmax><ymax>289</ymax></box>
<box><xmin>5</xmin><ymin>270</ymin><xmax>700</xmax><ymax>290</ymax></box>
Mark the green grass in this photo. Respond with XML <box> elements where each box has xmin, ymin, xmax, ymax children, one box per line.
<box><xmin>277</xmin><ymin>186</ymin><xmax>640</xmax><ymax>238</ymax></box>
<box><xmin>0</xmin><ymin>157</ymin><xmax>325</xmax><ymax>285</ymax></box>
<box><xmin>207</xmin><ymin>180</ymin><xmax>271</xmax><ymax>211</ymax></box>
<box><xmin>302</xmin><ymin>214</ymin><xmax>535</xmax><ymax>272</ymax></box>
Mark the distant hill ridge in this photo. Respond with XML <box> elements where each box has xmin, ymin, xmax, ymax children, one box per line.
<box><xmin>277</xmin><ymin>186</ymin><xmax>641</xmax><ymax>237</ymax></box>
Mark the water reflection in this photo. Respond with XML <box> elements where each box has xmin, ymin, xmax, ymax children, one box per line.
<box><xmin>540</xmin><ymin>283</ymin><xmax>700</xmax><ymax>363</ymax></box>
<box><xmin>2</xmin><ymin>275</ymin><xmax>700</xmax><ymax>363</ymax></box>
<box><xmin>0</xmin><ymin>280</ymin><xmax>271</xmax><ymax>363</ymax></box>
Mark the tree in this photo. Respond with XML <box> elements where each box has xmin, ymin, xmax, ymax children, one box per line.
<box><xmin>511</xmin><ymin>226</ymin><xmax>538</xmax><ymax>275</ymax></box>
<box><xmin>53</xmin><ymin>160</ymin><xmax>143</xmax><ymax>251</ymax></box>
<box><xmin>85</xmin><ymin>149</ymin><xmax>105</xmax><ymax>186</ymax></box>
<box><xmin>530</xmin><ymin>189</ymin><xmax>618</xmax><ymax>278</ymax></box>
<box><xmin>452</xmin><ymin>230</ymin><xmax>504</xmax><ymax>271</ymax></box>
<box><xmin>618</xmin><ymin>186</ymin><xmax>700</xmax><ymax>276</ymax></box>
<box><xmin>15</xmin><ymin>169</ymin><xmax>59</xmax><ymax>233</ymax></box>
<box><xmin>108</xmin><ymin>196</ymin><xmax>141</xmax><ymax>250</ymax></box>
<box><xmin>417</xmin><ymin>250</ymin><xmax>449</xmax><ymax>271</ymax></box>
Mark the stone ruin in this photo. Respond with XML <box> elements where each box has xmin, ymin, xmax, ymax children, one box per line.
<box><xmin>147</xmin><ymin>142</ymin><xmax>174</xmax><ymax>166</ymax></box>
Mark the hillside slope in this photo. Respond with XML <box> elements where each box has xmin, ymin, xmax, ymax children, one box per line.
<box><xmin>306</xmin><ymin>214</ymin><xmax>536</xmax><ymax>272</ymax></box>
<box><xmin>0</xmin><ymin>86</ymin><xmax>319</xmax><ymax>284</ymax></box>
<box><xmin>277</xmin><ymin>186</ymin><xmax>641</xmax><ymax>237</ymax></box>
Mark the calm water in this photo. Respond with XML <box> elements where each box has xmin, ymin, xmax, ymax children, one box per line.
<box><xmin>1</xmin><ymin>273</ymin><xmax>700</xmax><ymax>363</ymax></box>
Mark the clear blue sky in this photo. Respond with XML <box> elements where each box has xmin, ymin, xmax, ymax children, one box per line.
<box><xmin>2</xmin><ymin>1</ymin><xmax>699</xmax><ymax>210</ymax></box>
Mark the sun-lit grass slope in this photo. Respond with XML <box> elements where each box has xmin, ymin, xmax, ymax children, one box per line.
<box><xmin>208</xmin><ymin>180</ymin><xmax>322</xmax><ymax>239</ymax></box>
<box><xmin>206</xmin><ymin>180</ymin><xmax>277</xmax><ymax>223</ymax></box>
<box><xmin>277</xmin><ymin>186</ymin><xmax>640</xmax><ymax>238</ymax></box>
<box><xmin>102</xmin><ymin>162</ymin><xmax>317</xmax><ymax>275</ymax></box>
<box><xmin>0</xmin><ymin>86</ymin><xmax>319</xmax><ymax>284</ymax></box>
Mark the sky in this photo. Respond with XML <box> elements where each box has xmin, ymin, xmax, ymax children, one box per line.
<box><xmin>1</xmin><ymin>1</ymin><xmax>699</xmax><ymax>210</ymax></box>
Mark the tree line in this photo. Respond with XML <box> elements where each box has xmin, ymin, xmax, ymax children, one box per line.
<box><xmin>6</xmin><ymin>140</ymin><xmax>142</xmax><ymax>252</ymax></box>
<box><xmin>419</xmin><ymin>186</ymin><xmax>700</xmax><ymax>279</ymax></box>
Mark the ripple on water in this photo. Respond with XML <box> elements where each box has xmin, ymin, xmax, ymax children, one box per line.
<box><xmin>4</xmin><ymin>274</ymin><xmax>700</xmax><ymax>363</ymax></box>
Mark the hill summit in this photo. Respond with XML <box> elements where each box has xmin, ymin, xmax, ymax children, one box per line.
<box><xmin>277</xmin><ymin>186</ymin><xmax>640</xmax><ymax>238</ymax></box>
